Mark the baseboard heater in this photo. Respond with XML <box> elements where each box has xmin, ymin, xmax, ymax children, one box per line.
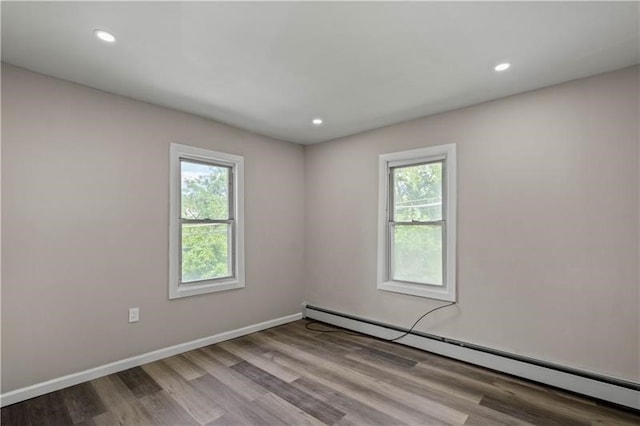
<box><xmin>304</xmin><ymin>304</ymin><xmax>640</xmax><ymax>411</ymax></box>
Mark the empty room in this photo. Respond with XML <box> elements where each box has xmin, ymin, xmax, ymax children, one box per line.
<box><xmin>1</xmin><ymin>1</ymin><xmax>639</xmax><ymax>425</ymax></box>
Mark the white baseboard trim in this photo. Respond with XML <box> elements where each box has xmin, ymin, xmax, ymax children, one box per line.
<box><xmin>304</xmin><ymin>305</ymin><xmax>640</xmax><ymax>411</ymax></box>
<box><xmin>0</xmin><ymin>312</ymin><xmax>302</xmax><ymax>407</ymax></box>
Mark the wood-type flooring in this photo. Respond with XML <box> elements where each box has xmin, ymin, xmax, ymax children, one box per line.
<box><xmin>2</xmin><ymin>320</ymin><xmax>639</xmax><ymax>425</ymax></box>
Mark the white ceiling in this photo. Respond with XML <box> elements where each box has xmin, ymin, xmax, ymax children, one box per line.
<box><xmin>2</xmin><ymin>2</ymin><xmax>639</xmax><ymax>145</ymax></box>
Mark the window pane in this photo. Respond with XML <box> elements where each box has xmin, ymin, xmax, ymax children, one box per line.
<box><xmin>181</xmin><ymin>223</ymin><xmax>231</xmax><ymax>282</ymax></box>
<box><xmin>393</xmin><ymin>162</ymin><xmax>442</xmax><ymax>222</ymax></box>
<box><xmin>181</xmin><ymin>160</ymin><xmax>229</xmax><ymax>220</ymax></box>
<box><xmin>392</xmin><ymin>225</ymin><xmax>443</xmax><ymax>285</ymax></box>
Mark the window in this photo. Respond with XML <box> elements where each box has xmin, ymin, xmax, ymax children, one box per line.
<box><xmin>377</xmin><ymin>144</ymin><xmax>456</xmax><ymax>301</ymax></box>
<box><xmin>169</xmin><ymin>143</ymin><xmax>244</xmax><ymax>299</ymax></box>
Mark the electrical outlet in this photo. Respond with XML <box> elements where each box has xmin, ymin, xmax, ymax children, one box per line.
<box><xmin>129</xmin><ymin>307</ymin><xmax>139</xmax><ymax>323</ymax></box>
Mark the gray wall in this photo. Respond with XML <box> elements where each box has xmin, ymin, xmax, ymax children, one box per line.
<box><xmin>1</xmin><ymin>65</ymin><xmax>306</xmax><ymax>392</ymax></box>
<box><xmin>2</xmin><ymin>64</ymin><xmax>639</xmax><ymax>394</ymax></box>
<box><xmin>305</xmin><ymin>66</ymin><xmax>640</xmax><ymax>382</ymax></box>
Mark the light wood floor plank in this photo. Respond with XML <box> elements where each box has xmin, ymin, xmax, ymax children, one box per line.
<box><xmin>252</xmin><ymin>392</ymin><xmax>327</xmax><ymax>426</ymax></box>
<box><xmin>231</xmin><ymin>360</ymin><xmax>346</xmax><ymax>424</ymax></box>
<box><xmin>137</xmin><ymin>390</ymin><xmax>199</xmax><ymax>426</ymax></box>
<box><xmin>163</xmin><ymin>354</ymin><xmax>207</xmax><ymax>381</ymax></box>
<box><xmin>142</xmin><ymin>360</ymin><xmax>224</xmax><ymax>424</ymax></box>
<box><xmin>182</xmin><ymin>348</ymin><xmax>268</xmax><ymax>401</ymax></box>
<box><xmin>218</xmin><ymin>338</ymin><xmax>301</xmax><ymax>383</ymax></box>
<box><xmin>91</xmin><ymin>376</ymin><xmax>155</xmax><ymax>426</ymax></box>
<box><xmin>200</xmin><ymin>345</ymin><xmax>243</xmax><ymax>367</ymax></box>
<box><xmin>292</xmin><ymin>375</ymin><xmax>410</xmax><ymax>426</ymax></box>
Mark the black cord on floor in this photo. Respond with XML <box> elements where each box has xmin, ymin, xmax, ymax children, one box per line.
<box><xmin>385</xmin><ymin>302</ymin><xmax>455</xmax><ymax>341</ymax></box>
<box><xmin>304</xmin><ymin>302</ymin><xmax>456</xmax><ymax>342</ymax></box>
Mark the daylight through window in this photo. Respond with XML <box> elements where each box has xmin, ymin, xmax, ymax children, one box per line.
<box><xmin>170</xmin><ymin>144</ymin><xmax>244</xmax><ymax>299</ymax></box>
<box><xmin>378</xmin><ymin>144</ymin><xmax>456</xmax><ymax>301</ymax></box>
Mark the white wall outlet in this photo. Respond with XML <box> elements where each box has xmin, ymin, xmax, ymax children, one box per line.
<box><xmin>128</xmin><ymin>307</ymin><xmax>139</xmax><ymax>323</ymax></box>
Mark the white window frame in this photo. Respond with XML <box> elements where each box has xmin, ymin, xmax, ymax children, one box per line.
<box><xmin>377</xmin><ymin>144</ymin><xmax>457</xmax><ymax>301</ymax></box>
<box><xmin>169</xmin><ymin>143</ymin><xmax>245</xmax><ymax>299</ymax></box>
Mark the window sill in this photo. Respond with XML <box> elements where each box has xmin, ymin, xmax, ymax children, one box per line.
<box><xmin>169</xmin><ymin>278</ymin><xmax>244</xmax><ymax>299</ymax></box>
<box><xmin>378</xmin><ymin>280</ymin><xmax>455</xmax><ymax>302</ymax></box>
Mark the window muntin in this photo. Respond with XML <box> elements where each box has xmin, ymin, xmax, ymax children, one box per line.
<box><xmin>378</xmin><ymin>144</ymin><xmax>456</xmax><ymax>301</ymax></box>
<box><xmin>170</xmin><ymin>144</ymin><xmax>244</xmax><ymax>299</ymax></box>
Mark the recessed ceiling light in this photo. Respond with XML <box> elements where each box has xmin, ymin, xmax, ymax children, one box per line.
<box><xmin>94</xmin><ymin>29</ymin><xmax>116</xmax><ymax>43</ymax></box>
<box><xmin>494</xmin><ymin>62</ymin><xmax>511</xmax><ymax>72</ymax></box>
<box><xmin>312</xmin><ymin>118</ymin><xmax>323</xmax><ymax>126</ymax></box>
